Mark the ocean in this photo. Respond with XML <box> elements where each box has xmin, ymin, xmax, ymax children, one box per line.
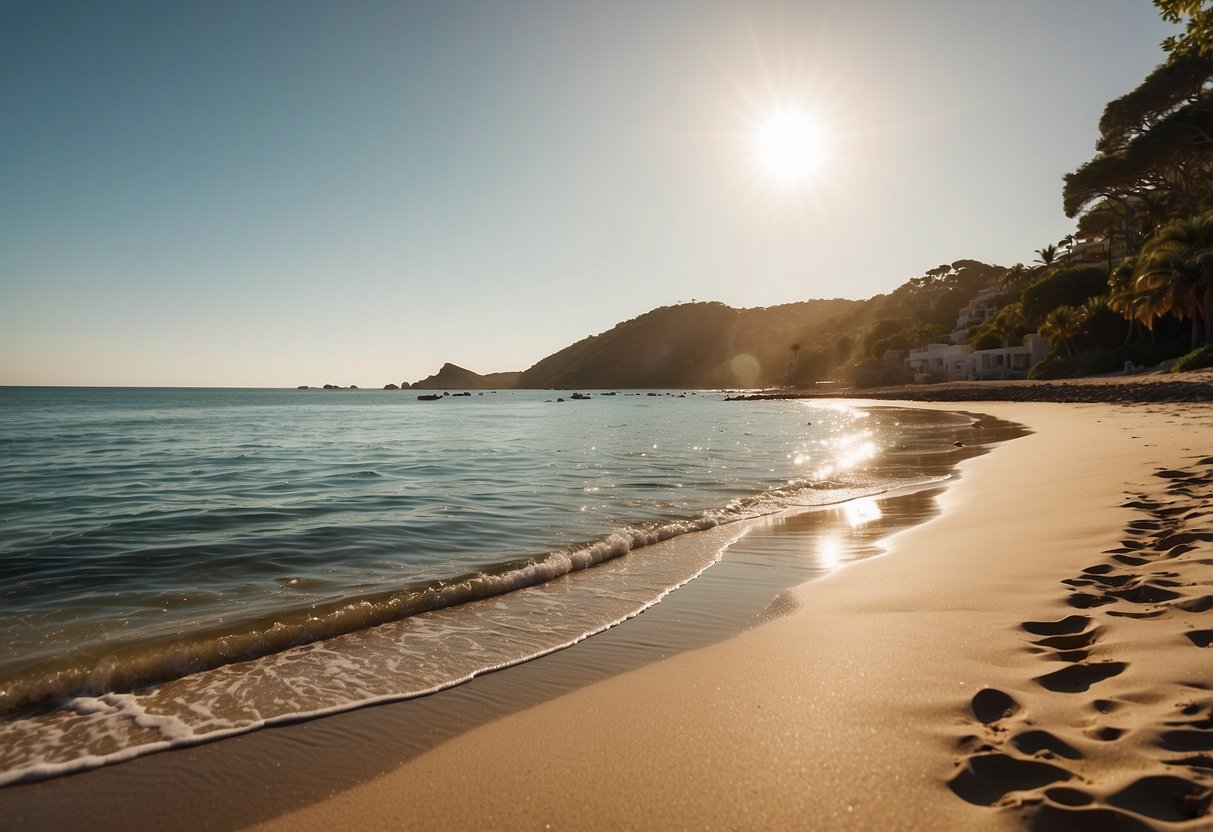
<box><xmin>0</xmin><ymin>387</ymin><xmax>986</xmax><ymax>785</ymax></box>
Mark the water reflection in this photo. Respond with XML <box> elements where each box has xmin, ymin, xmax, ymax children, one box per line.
<box><xmin>843</xmin><ymin>497</ymin><xmax>882</xmax><ymax>528</ymax></box>
<box><xmin>816</xmin><ymin>534</ymin><xmax>843</xmax><ymax>570</ymax></box>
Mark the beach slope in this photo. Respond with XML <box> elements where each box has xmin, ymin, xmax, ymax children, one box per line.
<box><xmin>256</xmin><ymin>401</ymin><xmax>1212</xmax><ymax>831</ymax></box>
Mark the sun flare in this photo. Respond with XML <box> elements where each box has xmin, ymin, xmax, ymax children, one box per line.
<box><xmin>755</xmin><ymin>110</ymin><xmax>825</xmax><ymax>185</ymax></box>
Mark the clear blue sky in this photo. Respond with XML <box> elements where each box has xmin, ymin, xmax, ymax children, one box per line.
<box><xmin>0</xmin><ymin>1</ymin><xmax>1177</xmax><ymax>387</ymax></box>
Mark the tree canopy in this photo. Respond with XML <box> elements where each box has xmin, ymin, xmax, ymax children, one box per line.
<box><xmin>1064</xmin><ymin>51</ymin><xmax>1213</xmax><ymax>231</ymax></box>
<box><xmin>1157</xmin><ymin>0</ymin><xmax>1213</xmax><ymax>56</ymax></box>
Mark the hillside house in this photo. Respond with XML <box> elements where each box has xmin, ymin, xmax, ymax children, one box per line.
<box><xmin>907</xmin><ymin>334</ymin><xmax>1050</xmax><ymax>382</ymax></box>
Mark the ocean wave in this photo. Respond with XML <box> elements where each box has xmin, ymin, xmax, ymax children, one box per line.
<box><xmin>0</xmin><ymin>472</ymin><xmax>920</xmax><ymax>723</ymax></box>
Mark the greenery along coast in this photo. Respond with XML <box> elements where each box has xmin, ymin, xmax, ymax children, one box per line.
<box><xmin>374</xmin><ymin>22</ymin><xmax>1212</xmax><ymax>396</ymax></box>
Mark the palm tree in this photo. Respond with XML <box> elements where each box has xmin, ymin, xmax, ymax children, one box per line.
<box><xmin>991</xmin><ymin>303</ymin><xmax>1026</xmax><ymax>348</ymax></box>
<box><xmin>1108</xmin><ymin>257</ymin><xmax>1152</xmax><ymax>344</ymax></box>
<box><xmin>998</xmin><ymin>263</ymin><xmax>1029</xmax><ymax>294</ymax></box>
<box><xmin>1035</xmin><ymin>244</ymin><xmax>1059</xmax><ymax>269</ymax></box>
<box><xmin>1132</xmin><ymin>211</ymin><xmax>1213</xmax><ymax>347</ymax></box>
<box><xmin>1039</xmin><ymin>305</ymin><xmax>1085</xmax><ymax>358</ymax></box>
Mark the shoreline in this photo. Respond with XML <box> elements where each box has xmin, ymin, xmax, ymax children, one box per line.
<box><xmin>0</xmin><ymin>406</ymin><xmax>1020</xmax><ymax>830</ymax></box>
<box><xmin>252</xmin><ymin>398</ymin><xmax>1213</xmax><ymax>830</ymax></box>
<box><xmin>3</xmin><ymin>395</ymin><xmax>1210</xmax><ymax>829</ymax></box>
<box><xmin>728</xmin><ymin>367</ymin><xmax>1213</xmax><ymax>404</ymax></box>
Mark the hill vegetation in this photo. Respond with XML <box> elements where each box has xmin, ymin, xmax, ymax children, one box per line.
<box><xmin>515</xmin><ymin>299</ymin><xmax>859</xmax><ymax>389</ymax></box>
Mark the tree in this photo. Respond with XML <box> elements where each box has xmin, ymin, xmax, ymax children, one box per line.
<box><xmin>1021</xmin><ymin>265</ymin><xmax>1110</xmax><ymax>328</ymax></box>
<box><xmin>1096</xmin><ymin>51</ymin><xmax>1213</xmax><ymax>154</ymax></box>
<box><xmin>1035</xmin><ymin>244</ymin><xmax>1059</xmax><ymax>268</ymax></box>
<box><xmin>998</xmin><ymin>263</ymin><xmax>1030</xmax><ymax>293</ymax></box>
<box><xmin>1064</xmin><ymin>51</ymin><xmax>1213</xmax><ymax>234</ymax></box>
<box><xmin>991</xmin><ymin>303</ymin><xmax>1026</xmax><ymax>348</ymax></box>
<box><xmin>862</xmin><ymin>319</ymin><xmax>904</xmax><ymax>358</ymax></box>
<box><xmin>1157</xmin><ymin>0</ymin><xmax>1213</xmax><ymax>57</ymax></box>
<box><xmin>1080</xmin><ymin>295</ymin><xmax>1131</xmax><ymax>350</ymax></box>
<box><xmin>1108</xmin><ymin>257</ymin><xmax>1150</xmax><ymax>343</ymax></box>
<box><xmin>1132</xmin><ymin>210</ymin><xmax>1213</xmax><ymax>346</ymax></box>
<box><xmin>906</xmin><ymin>321</ymin><xmax>947</xmax><ymax>349</ymax></box>
<box><xmin>1039</xmin><ymin>306</ymin><xmax>1086</xmax><ymax>358</ymax></box>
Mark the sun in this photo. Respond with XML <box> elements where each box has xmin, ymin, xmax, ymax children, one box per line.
<box><xmin>755</xmin><ymin>110</ymin><xmax>825</xmax><ymax>185</ymax></box>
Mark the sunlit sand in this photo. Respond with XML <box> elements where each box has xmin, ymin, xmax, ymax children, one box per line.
<box><xmin>245</xmin><ymin>394</ymin><xmax>1213</xmax><ymax>831</ymax></box>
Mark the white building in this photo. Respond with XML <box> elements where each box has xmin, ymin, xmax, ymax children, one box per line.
<box><xmin>948</xmin><ymin>286</ymin><xmax>1004</xmax><ymax>344</ymax></box>
<box><xmin>907</xmin><ymin>334</ymin><xmax>1050</xmax><ymax>383</ymax></box>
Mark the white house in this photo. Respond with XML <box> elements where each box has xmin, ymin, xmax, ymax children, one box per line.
<box><xmin>948</xmin><ymin>286</ymin><xmax>1003</xmax><ymax>344</ymax></box>
<box><xmin>907</xmin><ymin>334</ymin><xmax>1050</xmax><ymax>383</ymax></box>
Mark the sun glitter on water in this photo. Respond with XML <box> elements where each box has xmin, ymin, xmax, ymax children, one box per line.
<box><xmin>755</xmin><ymin>109</ymin><xmax>826</xmax><ymax>186</ymax></box>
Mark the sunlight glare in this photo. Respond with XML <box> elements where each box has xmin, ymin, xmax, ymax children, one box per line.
<box><xmin>843</xmin><ymin>498</ymin><xmax>882</xmax><ymax>529</ymax></box>
<box><xmin>756</xmin><ymin>110</ymin><xmax>825</xmax><ymax>185</ymax></box>
<box><xmin>817</xmin><ymin>535</ymin><xmax>843</xmax><ymax>570</ymax></box>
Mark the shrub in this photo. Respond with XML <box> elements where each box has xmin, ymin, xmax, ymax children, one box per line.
<box><xmin>1028</xmin><ymin>356</ymin><xmax>1083</xmax><ymax>380</ymax></box>
<box><xmin>862</xmin><ymin>319</ymin><xmax>904</xmax><ymax>358</ymax></box>
<box><xmin>1171</xmin><ymin>345</ymin><xmax>1213</xmax><ymax>373</ymax></box>
<box><xmin>969</xmin><ymin>331</ymin><xmax>1002</xmax><ymax>351</ymax></box>
<box><xmin>854</xmin><ymin>359</ymin><xmax>911</xmax><ymax>389</ymax></box>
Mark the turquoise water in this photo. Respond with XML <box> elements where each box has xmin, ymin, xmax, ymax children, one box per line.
<box><xmin>0</xmin><ymin>387</ymin><xmax>952</xmax><ymax>783</ymax></box>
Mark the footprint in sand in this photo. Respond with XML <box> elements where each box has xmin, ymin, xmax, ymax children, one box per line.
<box><xmin>952</xmin><ymin>460</ymin><xmax>1213</xmax><ymax>825</ymax></box>
<box><xmin>1029</xmin><ymin>628</ymin><xmax>1103</xmax><ymax>651</ymax></box>
<box><xmin>1085</xmin><ymin>725</ymin><xmax>1126</xmax><ymax>742</ymax></box>
<box><xmin>1022</xmin><ymin>615</ymin><xmax>1091</xmax><ymax>636</ymax></box>
<box><xmin>1107</xmin><ymin>583</ymin><xmax>1182</xmax><ymax>604</ymax></box>
<box><xmin>1035</xmin><ymin>661</ymin><xmax>1127</xmax><ymax>693</ymax></box>
<box><xmin>1159</xmin><ymin>729</ymin><xmax>1213</xmax><ymax>753</ymax></box>
<box><xmin>1065</xmin><ymin>572</ymin><xmax>1134</xmax><ymax>588</ymax></box>
<box><xmin>1107</xmin><ymin>608</ymin><xmax>1169</xmax><ymax>620</ymax></box>
<box><xmin>970</xmin><ymin>688</ymin><xmax>1020</xmax><ymax>724</ymax></box>
<box><xmin>946</xmin><ymin>753</ymin><xmax>1072</xmax><ymax>806</ymax></box>
<box><xmin>1029</xmin><ymin>803</ymin><xmax>1154</xmax><ymax>831</ymax></box>
<box><xmin>1112</xmin><ymin>554</ymin><xmax>1151</xmax><ymax>566</ymax></box>
<box><xmin>1171</xmin><ymin>595</ymin><xmax>1213</xmax><ymax>613</ymax></box>
<box><xmin>1010</xmin><ymin>729</ymin><xmax>1083</xmax><ymax>760</ymax></box>
<box><xmin>1106</xmin><ymin>774</ymin><xmax>1213</xmax><ymax>822</ymax></box>
<box><xmin>1184</xmin><ymin>630</ymin><xmax>1213</xmax><ymax>648</ymax></box>
<box><xmin>1066</xmin><ymin>592</ymin><xmax>1116</xmax><ymax>609</ymax></box>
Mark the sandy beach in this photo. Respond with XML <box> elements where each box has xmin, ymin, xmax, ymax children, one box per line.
<box><xmin>247</xmin><ymin>396</ymin><xmax>1213</xmax><ymax>831</ymax></box>
<box><xmin>2</xmin><ymin>391</ymin><xmax>1210</xmax><ymax>831</ymax></box>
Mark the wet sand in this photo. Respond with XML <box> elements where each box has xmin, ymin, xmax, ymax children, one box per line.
<box><xmin>0</xmin><ymin>407</ymin><xmax>1018</xmax><ymax>831</ymax></box>
<box><xmin>253</xmin><ymin>400</ymin><xmax>1213</xmax><ymax>831</ymax></box>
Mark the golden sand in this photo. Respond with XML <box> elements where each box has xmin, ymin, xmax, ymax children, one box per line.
<box><xmin>254</xmin><ymin>401</ymin><xmax>1213</xmax><ymax>831</ymax></box>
